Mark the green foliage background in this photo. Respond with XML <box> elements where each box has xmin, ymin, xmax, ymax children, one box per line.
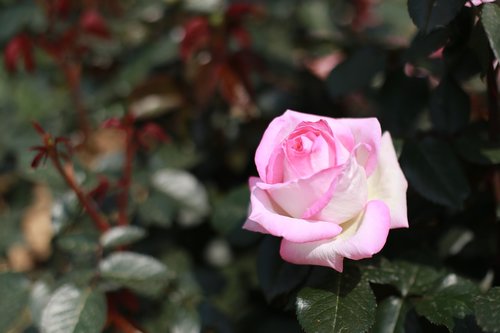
<box><xmin>0</xmin><ymin>0</ymin><xmax>499</xmax><ymax>332</ymax></box>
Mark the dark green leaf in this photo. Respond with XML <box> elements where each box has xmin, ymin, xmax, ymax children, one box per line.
<box><xmin>400</xmin><ymin>139</ymin><xmax>470</xmax><ymax>208</ymax></box>
<box><xmin>414</xmin><ymin>274</ymin><xmax>479</xmax><ymax>331</ymax></box>
<box><xmin>40</xmin><ymin>284</ymin><xmax>106</xmax><ymax>333</ymax></box>
<box><xmin>481</xmin><ymin>3</ymin><xmax>500</xmax><ymax>61</ymax></box>
<box><xmin>327</xmin><ymin>47</ymin><xmax>386</xmax><ymax>97</ymax></box>
<box><xmin>454</xmin><ymin>137</ymin><xmax>500</xmax><ymax>165</ymax></box>
<box><xmin>137</xmin><ymin>189</ymin><xmax>176</xmax><ymax>228</ymax></box>
<box><xmin>99</xmin><ymin>251</ymin><xmax>169</xmax><ymax>296</ymax></box>
<box><xmin>364</xmin><ymin>259</ymin><xmax>444</xmax><ymax>296</ymax></box>
<box><xmin>378</xmin><ymin>71</ymin><xmax>428</xmax><ymax>136</ymax></box>
<box><xmin>408</xmin><ymin>0</ymin><xmax>466</xmax><ymax>33</ymax></box>
<box><xmin>258</xmin><ymin>236</ymin><xmax>310</xmax><ymax>302</ymax></box>
<box><xmin>430</xmin><ymin>76</ymin><xmax>470</xmax><ymax>134</ymax></box>
<box><xmin>296</xmin><ymin>267</ymin><xmax>376</xmax><ymax>333</ymax></box>
<box><xmin>100</xmin><ymin>226</ymin><xmax>146</xmax><ymax>249</ymax></box>
<box><xmin>475</xmin><ymin>287</ymin><xmax>500</xmax><ymax>332</ymax></box>
<box><xmin>0</xmin><ymin>272</ymin><xmax>30</xmax><ymax>332</ymax></box>
<box><xmin>56</xmin><ymin>233</ymin><xmax>99</xmax><ymax>254</ymax></box>
<box><xmin>372</xmin><ymin>297</ymin><xmax>410</xmax><ymax>333</ymax></box>
<box><xmin>211</xmin><ymin>185</ymin><xmax>250</xmax><ymax>235</ymax></box>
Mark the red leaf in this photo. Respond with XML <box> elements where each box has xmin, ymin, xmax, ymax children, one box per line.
<box><xmin>31</xmin><ymin>151</ymin><xmax>47</xmax><ymax>169</ymax></box>
<box><xmin>218</xmin><ymin>64</ymin><xmax>251</xmax><ymax>108</ymax></box>
<box><xmin>80</xmin><ymin>10</ymin><xmax>110</xmax><ymax>39</ymax></box>
<box><xmin>3</xmin><ymin>34</ymin><xmax>35</xmax><ymax>73</ymax></box>
<box><xmin>52</xmin><ymin>0</ymin><xmax>71</xmax><ymax>18</ymax></box>
<box><xmin>32</xmin><ymin>121</ymin><xmax>46</xmax><ymax>136</ymax></box>
<box><xmin>180</xmin><ymin>17</ymin><xmax>211</xmax><ymax>61</ymax></box>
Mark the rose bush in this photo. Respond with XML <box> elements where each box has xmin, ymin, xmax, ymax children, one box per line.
<box><xmin>243</xmin><ymin>110</ymin><xmax>408</xmax><ymax>271</ymax></box>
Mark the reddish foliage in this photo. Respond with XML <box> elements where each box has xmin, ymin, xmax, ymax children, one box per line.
<box><xmin>3</xmin><ymin>34</ymin><xmax>35</xmax><ymax>73</ymax></box>
<box><xmin>180</xmin><ymin>4</ymin><xmax>263</xmax><ymax>113</ymax></box>
<box><xmin>79</xmin><ymin>9</ymin><xmax>111</xmax><ymax>39</ymax></box>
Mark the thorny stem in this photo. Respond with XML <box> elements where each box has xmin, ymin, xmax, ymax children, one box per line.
<box><xmin>48</xmin><ymin>149</ymin><xmax>109</xmax><ymax>232</ymax></box>
<box><xmin>117</xmin><ymin>126</ymin><xmax>135</xmax><ymax>226</ymax></box>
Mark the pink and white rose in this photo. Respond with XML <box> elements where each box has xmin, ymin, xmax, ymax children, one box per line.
<box><xmin>243</xmin><ymin>110</ymin><xmax>408</xmax><ymax>272</ymax></box>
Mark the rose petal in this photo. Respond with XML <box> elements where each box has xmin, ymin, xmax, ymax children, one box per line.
<box><xmin>279</xmin><ymin>200</ymin><xmax>390</xmax><ymax>272</ymax></box>
<box><xmin>337</xmin><ymin>117</ymin><xmax>381</xmax><ymax>176</ymax></box>
<box><xmin>258</xmin><ymin>166</ymin><xmax>342</xmax><ymax>220</ymax></box>
<box><xmin>243</xmin><ymin>177</ymin><xmax>342</xmax><ymax>243</ymax></box>
<box><xmin>311</xmin><ymin>156</ymin><xmax>367</xmax><ymax>223</ymax></box>
<box><xmin>367</xmin><ymin>132</ymin><xmax>408</xmax><ymax>229</ymax></box>
<box><xmin>255</xmin><ymin>110</ymin><xmax>355</xmax><ymax>182</ymax></box>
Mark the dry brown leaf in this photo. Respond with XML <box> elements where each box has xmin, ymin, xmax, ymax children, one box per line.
<box><xmin>22</xmin><ymin>184</ymin><xmax>53</xmax><ymax>261</ymax></box>
<box><xmin>7</xmin><ymin>243</ymin><xmax>34</xmax><ymax>272</ymax></box>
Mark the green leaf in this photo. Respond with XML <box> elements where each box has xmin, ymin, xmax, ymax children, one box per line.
<box><xmin>0</xmin><ymin>272</ymin><xmax>30</xmax><ymax>332</ymax></box>
<box><xmin>211</xmin><ymin>185</ymin><xmax>249</xmax><ymax>235</ymax></box>
<box><xmin>400</xmin><ymin>139</ymin><xmax>470</xmax><ymax>209</ymax></box>
<box><xmin>137</xmin><ymin>189</ymin><xmax>176</xmax><ymax>228</ymax></box>
<box><xmin>296</xmin><ymin>267</ymin><xmax>376</xmax><ymax>333</ymax></box>
<box><xmin>475</xmin><ymin>287</ymin><xmax>500</xmax><ymax>333</ymax></box>
<box><xmin>378</xmin><ymin>70</ymin><xmax>428</xmax><ymax>136</ymax></box>
<box><xmin>414</xmin><ymin>274</ymin><xmax>479</xmax><ymax>331</ymax></box>
<box><xmin>327</xmin><ymin>47</ymin><xmax>386</xmax><ymax>97</ymax></box>
<box><xmin>99</xmin><ymin>251</ymin><xmax>169</xmax><ymax>296</ymax></box>
<box><xmin>454</xmin><ymin>137</ymin><xmax>500</xmax><ymax>165</ymax></box>
<box><xmin>258</xmin><ymin>236</ymin><xmax>310</xmax><ymax>302</ymax></box>
<box><xmin>430</xmin><ymin>76</ymin><xmax>470</xmax><ymax>134</ymax></box>
<box><xmin>100</xmin><ymin>226</ymin><xmax>146</xmax><ymax>249</ymax></box>
<box><xmin>372</xmin><ymin>297</ymin><xmax>410</xmax><ymax>333</ymax></box>
<box><xmin>40</xmin><ymin>284</ymin><xmax>106</xmax><ymax>333</ymax></box>
<box><xmin>481</xmin><ymin>3</ymin><xmax>500</xmax><ymax>62</ymax></box>
<box><xmin>56</xmin><ymin>233</ymin><xmax>99</xmax><ymax>254</ymax></box>
<box><xmin>408</xmin><ymin>0</ymin><xmax>466</xmax><ymax>33</ymax></box>
<box><xmin>364</xmin><ymin>259</ymin><xmax>444</xmax><ymax>296</ymax></box>
<box><xmin>29</xmin><ymin>279</ymin><xmax>53</xmax><ymax>327</ymax></box>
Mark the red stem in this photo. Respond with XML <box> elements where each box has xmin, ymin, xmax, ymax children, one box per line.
<box><xmin>108</xmin><ymin>308</ymin><xmax>144</xmax><ymax>333</ymax></box>
<box><xmin>49</xmin><ymin>150</ymin><xmax>109</xmax><ymax>232</ymax></box>
<box><xmin>117</xmin><ymin>127</ymin><xmax>135</xmax><ymax>226</ymax></box>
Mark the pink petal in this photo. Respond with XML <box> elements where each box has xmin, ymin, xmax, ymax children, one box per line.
<box><xmin>243</xmin><ymin>177</ymin><xmax>342</xmax><ymax>243</ymax></box>
<box><xmin>312</xmin><ymin>156</ymin><xmax>368</xmax><ymax>223</ymax></box>
<box><xmin>279</xmin><ymin>200</ymin><xmax>391</xmax><ymax>272</ymax></box>
<box><xmin>337</xmin><ymin>117</ymin><xmax>381</xmax><ymax>176</ymax></box>
<box><xmin>258</xmin><ymin>166</ymin><xmax>341</xmax><ymax>221</ymax></box>
<box><xmin>367</xmin><ymin>132</ymin><xmax>408</xmax><ymax>229</ymax></box>
<box><xmin>255</xmin><ymin>110</ymin><xmax>356</xmax><ymax>182</ymax></box>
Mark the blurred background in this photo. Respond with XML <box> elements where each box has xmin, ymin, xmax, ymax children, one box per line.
<box><xmin>0</xmin><ymin>0</ymin><xmax>499</xmax><ymax>332</ymax></box>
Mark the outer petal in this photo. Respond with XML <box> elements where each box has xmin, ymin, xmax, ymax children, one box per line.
<box><xmin>243</xmin><ymin>177</ymin><xmax>342</xmax><ymax>243</ymax></box>
<box><xmin>279</xmin><ymin>200</ymin><xmax>390</xmax><ymax>272</ymax></box>
<box><xmin>337</xmin><ymin>117</ymin><xmax>381</xmax><ymax>176</ymax></box>
<box><xmin>259</xmin><ymin>156</ymin><xmax>367</xmax><ymax>224</ymax></box>
<box><xmin>367</xmin><ymin>132</ymin><xmax>408</xmax><ymax>229</ymax></box>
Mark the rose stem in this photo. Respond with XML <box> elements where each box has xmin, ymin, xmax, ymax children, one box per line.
<box><xmin>48</xmin><ymin>149</ymin><xmax>110</xmax><ymax>232</ymax></box>
<box><xmin>117</xmin><ymin>123</ymin><xmax>135</xmax><ymax>226</ymax></box>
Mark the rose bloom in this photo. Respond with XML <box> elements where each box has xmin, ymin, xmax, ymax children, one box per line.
<box><xmin>243</xmin><ymin>110</ymin><xmax>408</xmax><ymax>272</ymax></box>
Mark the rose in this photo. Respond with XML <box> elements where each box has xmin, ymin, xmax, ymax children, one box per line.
<box><xmin>243</xmin><ymin>110</ymin><xmax>408</xmax><ymax>272</ymax></box>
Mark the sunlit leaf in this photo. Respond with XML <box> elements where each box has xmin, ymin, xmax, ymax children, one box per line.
<box><xmin>99</xmin><ymin>251</ymin><xmax>169</xmax><ymax>296</ymax></box>
<box><xmin>296</xmin><ymin>267</ymin><xmax>376</xmax><ymax>333</ymax></box>
<box><xmin>40</xmin><ymin>284</ymin><xmax>106</xmax><ymax>333</ymax></box>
